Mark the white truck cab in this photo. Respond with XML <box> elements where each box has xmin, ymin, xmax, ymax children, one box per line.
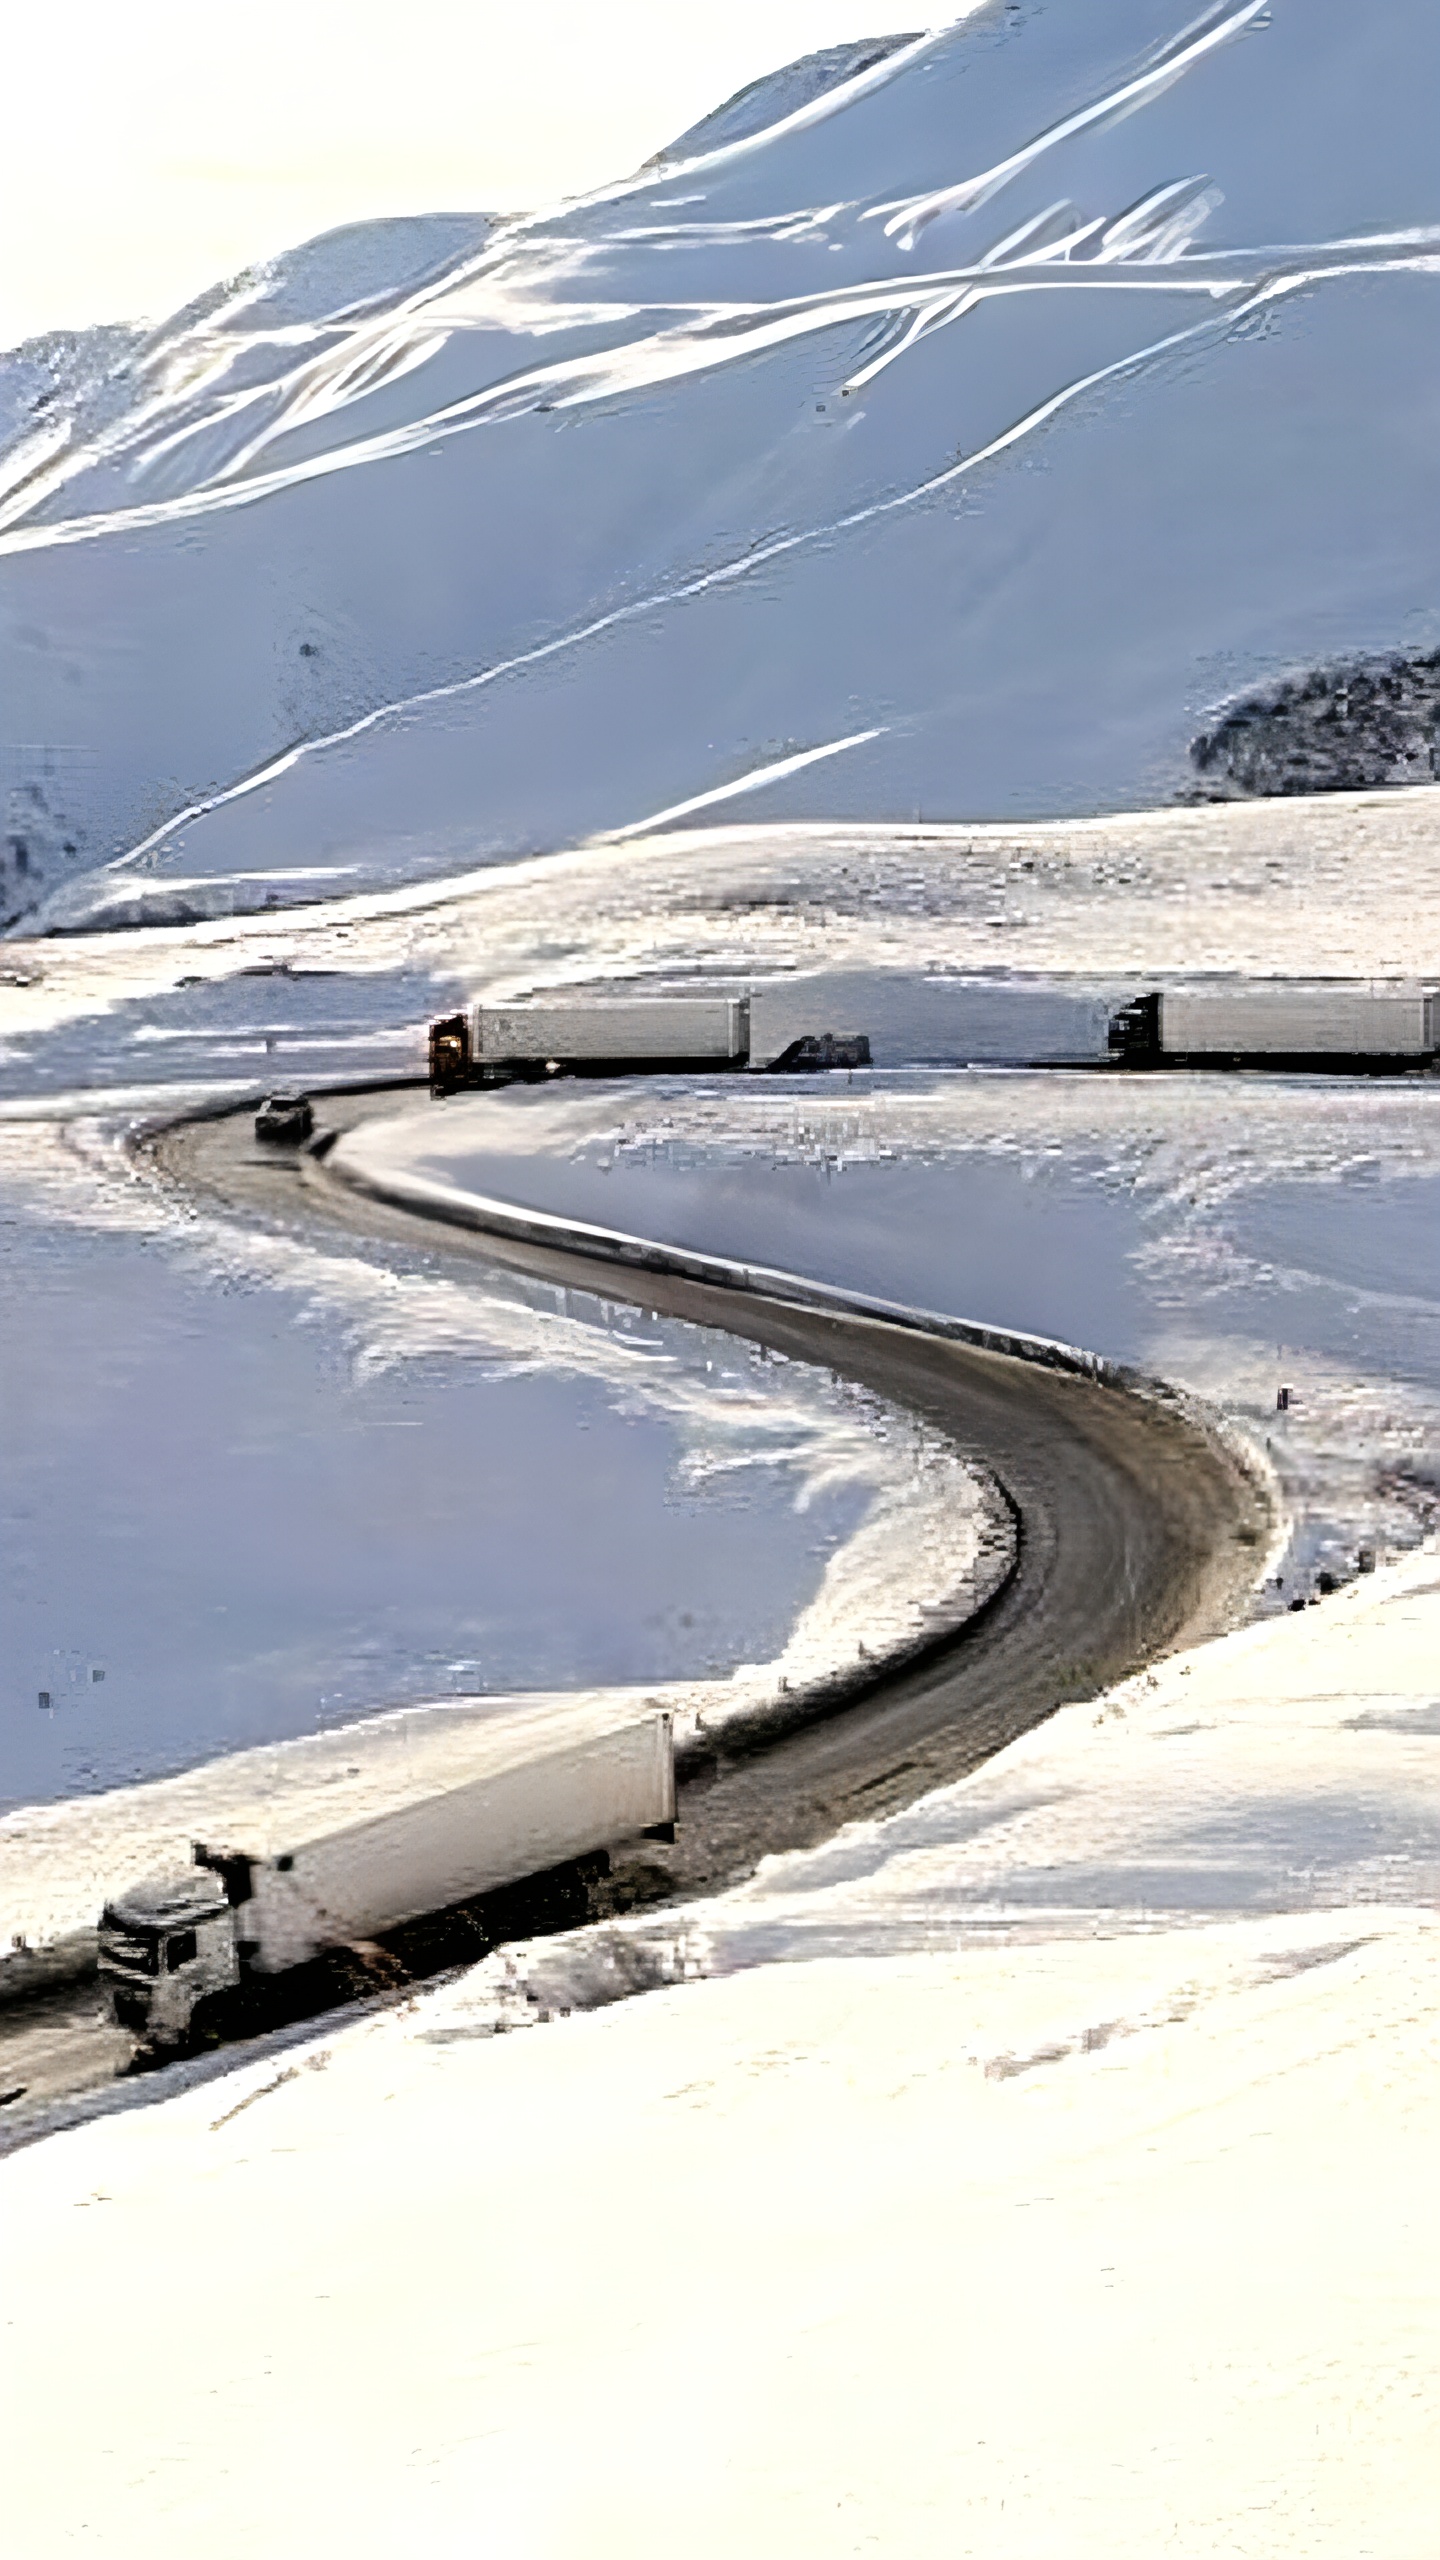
<box><xmin>98</xmin><ymin>1869</ymin><xmax>240</xmax><ymax>2048</ymax></box>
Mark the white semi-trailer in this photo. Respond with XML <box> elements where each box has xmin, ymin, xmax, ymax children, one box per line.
<box><xmin>98</xmin><ymin>1709</ymin><xmax>675</xmax><ymax>2050</ymax></box>
<box><xmin>431</xmin><ymin>996</ymin><xmax>749</xmax><ymax>1091</ymax></box>
<box><xmin>428</xmin><ymin>993</ymin><xmax>871</xmax><ymax>1092</ymax></box>
<box><xmin>1109</xmin><ymin>985</ymin><xmax>1440</xmax><ymax>1067</ymax></box>
<box><xmin>480</xmin><ymin>995</ymin><xmax>750</xmax><ymax>1072</ymax></box>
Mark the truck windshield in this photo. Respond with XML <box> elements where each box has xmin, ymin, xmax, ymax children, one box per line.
<box><xmin>99</xmin><ymin>1924</ymin><xmax>160</xmax><ymax>1976</ymax></box>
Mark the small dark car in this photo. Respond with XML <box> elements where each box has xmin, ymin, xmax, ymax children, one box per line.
<box><xmin>254</xmin><ymin>1092</ymin><xmax>314</xmax><ymax>1144</ymax></box>
<box><xmin>768</xmin><ymin>1032</ymin><xmax>872</xmax><ymax>1074</ymax></box>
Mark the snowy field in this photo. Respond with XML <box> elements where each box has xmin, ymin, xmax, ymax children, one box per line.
<box><xmin>0</xmin><ymin>1104</ymin><xmax>998</xmax><ymax>1829</ymax></box>
<box><xmin>7</xmin><ymin>785</ymin><xmax>1439</xmax><ymax>1085</ymax></box>
<box><xmin>4</xmin><ymin>0</ymin><xmax>1439</xmax><ymax>928</ymax></box>
<box><xmin>5</xmin><ymin>1546</ymin><xmax>1438</xmax><ymax>2556</ymax></box>
<box><xmin>343</xmin><ymin>1063</ymin><xmax>1440</xmax><ymax>1589</ymax></box>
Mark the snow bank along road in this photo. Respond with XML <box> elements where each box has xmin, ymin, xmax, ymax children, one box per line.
<box><xmin>156</xmin><ymin>1084</ymin><xmax>1270</xmax><ymax>1904</ymax></box>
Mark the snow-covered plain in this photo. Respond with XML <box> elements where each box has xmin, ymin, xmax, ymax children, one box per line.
<box><xmin>7</xmin><ymin>783</ymin><xmax>1440</xmax><ymax>1092</ymax></box>
<box><xmin>5</xmin><ymin>1548</ymin><xmax>1439</xmax><ymax>2556</ymax></box>
<box><xmin>4</xmin><ymin>0</ymin><xmax>1440</xmax><ymax>927</ymax></box>
<box><xmin>0</xmin><ymin>1103</ymin><xmax>1000</xmax><ymax>1829</ymax></box>
<box><xmin>343</xmin><ymin>1061</ymin><xmax>1440</xmax><ymax>1588</ymax></box>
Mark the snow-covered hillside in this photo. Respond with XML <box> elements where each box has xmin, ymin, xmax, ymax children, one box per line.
<box><xmin>337</xmin><ymin>1063</ymin><xmax>1440</xmax><ymax>1592</ymax></box>
<box><xmin>7</xmin><ymin>1546</ymin><xmax>1440</xmax><ymax>2555</ymax></box>
<box><xmin>4</xmin><ymin>0</ymin><xmax>1439</xmax><ymax>931</ymax></box>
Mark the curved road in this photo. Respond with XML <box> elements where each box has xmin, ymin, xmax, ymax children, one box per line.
<box><xmin>0</xmin><ymin>1079</ymin><xmax>1270</xmax><ymax>2135</ymax></box>
<box><xmin>154</xmin><ymin>1086</ymin><xmax>1271</xmax><ymax>1902</ymax></box>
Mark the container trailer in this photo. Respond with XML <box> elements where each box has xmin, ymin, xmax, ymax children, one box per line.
<box><xmin>429</xmin><ymin>993</ymin><xmax>871</xmax><ymax>1092</ymax></box>
<box><xmin>98</xmin><ymin>1709</ymin><xmax>675</xmax><ymax>2051</ymax></box>
<box><xmin>430</xmin><ymin>996</ymin><xmax>748</xmax><ymax>1091</ymax></box>
<box><xmin>1108</xmin><ymin>985</ymin><xmax>1440</xmax><ymax>1068</ymax></box>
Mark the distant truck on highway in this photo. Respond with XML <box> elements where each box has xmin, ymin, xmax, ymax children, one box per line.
<box><xmin>429</xmin><ymin>994</ymin><xmax>870</xmax><ymax>1093</ymax></box>
<box><xmin>1108</xmin><ymin>984</ymin><xmax>1440</xmax><ymax>1068</ymax></box>
<box><xmin>98</xmin><ymin>1710</ymin><xmax>675</xmax><ymax>2052</ymax></box>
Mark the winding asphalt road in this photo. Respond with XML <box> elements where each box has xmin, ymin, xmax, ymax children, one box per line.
<box><xmin>0</xmin><ymin>1077</ymin><xmax>1270</xmax><ymax>2135</ymax></box>
<box><xmin>156</xmin><ymin>1085</ymin><xmax>1271</xmax><ymax>1901</ymax></box>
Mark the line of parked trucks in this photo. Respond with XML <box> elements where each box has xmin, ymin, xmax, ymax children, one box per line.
<box><xmin>419</xmin><ymin>982</ymin><xmax>1440</xmax><ymax>1095</ymax></box>
<box><xmin>247</xmin><ymin>983</ymin><xmax>1440</xmax><ymax>1137</ymax></box>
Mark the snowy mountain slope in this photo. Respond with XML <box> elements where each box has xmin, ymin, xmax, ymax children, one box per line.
<box><xmin>652</xmin><ymin>31</ymin><xmax>925</xmax><ymax>164</ymax></box>
<box><xmin>4</xmin><ymin>0</ymin><xmax>1439</xmax><ymax>930</ymax></box>
<box><xmin>0</xmin><ymin>211</ymin><xmax>494</xmax><ymax>508</ymax></box>
<box><xmin>0</xmin><ymin>325</ymin><xmax>145</xmax><ymax>470</ymax></box>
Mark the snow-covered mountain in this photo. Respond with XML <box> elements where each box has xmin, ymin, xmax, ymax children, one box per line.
<box><xmin>4</xmin><ymin>0</ymin><xmax>1438</xmax><ymax>932</ymax></box>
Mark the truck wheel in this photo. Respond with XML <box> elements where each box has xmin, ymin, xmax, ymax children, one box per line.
<box><xmin>187</xmin><ymin>1992</ymin><xmax>230</xmax><ymax>2049</ymax></box>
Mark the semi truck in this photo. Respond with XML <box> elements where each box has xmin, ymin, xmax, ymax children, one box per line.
<box><xmin>429</xmin><ymin>994</ymin><xmax>870</xmax><ymax>1093</ymax></box>
<box><xmin>98</xmin><ymin>1708</ymin><xmax>675</xmax><ymax>2051</ymax></box>
<box><xmin>1108</xmin><ymin>985</ymin><xmax>1440</xmax><ymax>1068</ymax></box>
<box><xmin>430</xmin><ymin>996</ymin><xmax>750</xmax><ymax>1093</ymax></box>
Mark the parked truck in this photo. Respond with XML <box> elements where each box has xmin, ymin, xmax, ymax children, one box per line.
<box><xmin>429</xmin><ymin>994</ymin><xmax>871</xmax><ymax>1093</ymax></box>
<box><xmin>1108</xmin><ymin>984</ymin><xmax>1440</xmax><ymax>1068</ymax></box>
<box><xmin>430</xmin><ymin>996</ymin><xmax>749</xmax><ymax>1093</ymax></box>
<box><xmin>98</xmin><ymin>1709</ymin><xmax>675</xmax><ymax>2050</ymax></box>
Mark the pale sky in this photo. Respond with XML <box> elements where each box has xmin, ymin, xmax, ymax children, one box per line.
<box><xmin>3</xmin><ymin>3</ymin><xmax>936</xmax><ymax>351</ymax></box>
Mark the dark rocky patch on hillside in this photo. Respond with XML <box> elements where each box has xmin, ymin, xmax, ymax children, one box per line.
<box><xmin>1189</xmin><ymin>651</ymin><xmax>1440</xmax><ymax>798</ymax></box>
